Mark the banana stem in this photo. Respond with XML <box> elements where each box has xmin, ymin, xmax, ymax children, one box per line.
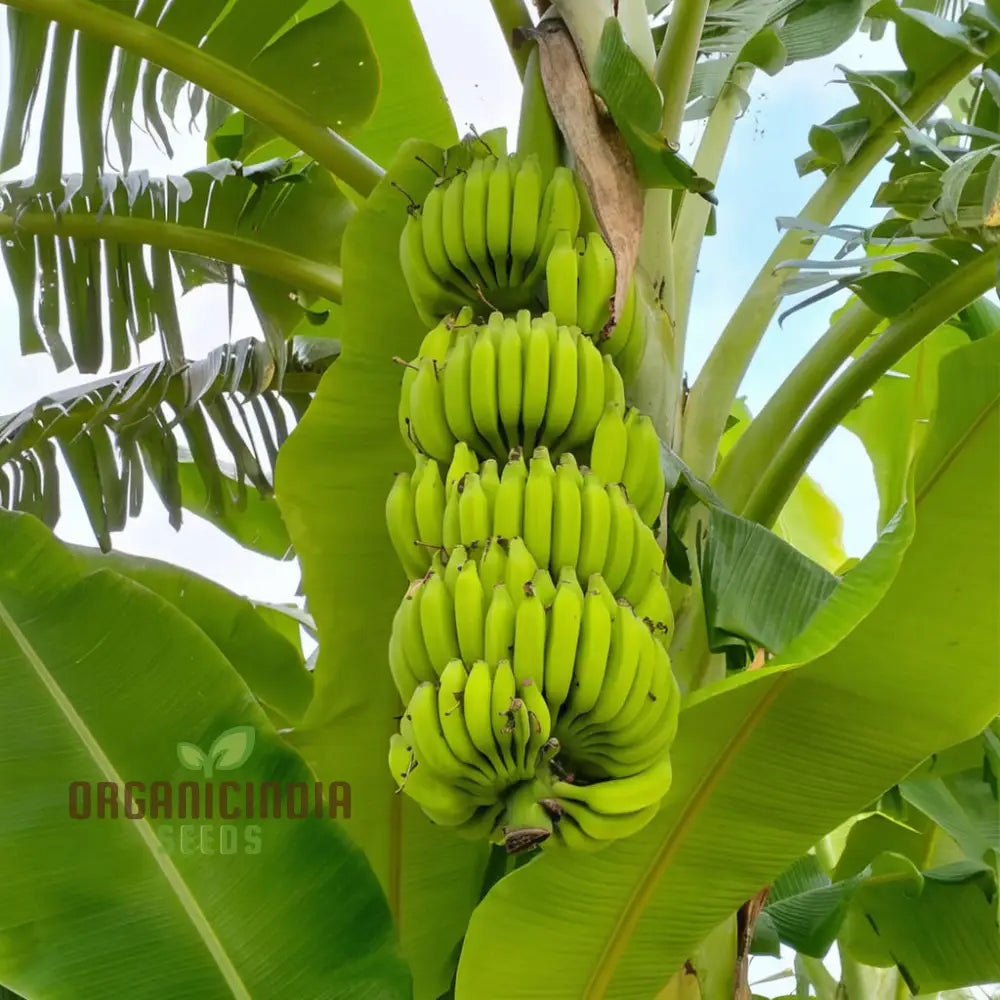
<box><xmin>673</xmin><ymin>66</ymin><xmax>754</xmax><ymax>360</ymax></box>
<box><xmin>654</xmin><ymin>0</ymin><xmax>712</xmax><ymax>145</ymax></box>
<box><xmin>1</xmin><ymin>0</ymin><xmax>384</xmax><ymax>196</ymax></box>
<box><xmin>0</xmin><ymin>210</ymin><xmax>344</xmax><ymax>303</ymax></box>
<box><xmin>742</xmin><ymin>246</ymin><xmax>1000</xmax><ymax>527</ymax></box>
<box><xmin>489</xmin><ymin>0</ymin><xmax>535</xmax><ymax>79</ymax></box>
<box><xmin>680</xmin><ymin>43</ymin><xmax>995</xmax><ymax>479</ymax></box>
<box><xmin>714</xmin><ymin>298</ymin><xmax>881</xmax><ymax>512</ymax></box>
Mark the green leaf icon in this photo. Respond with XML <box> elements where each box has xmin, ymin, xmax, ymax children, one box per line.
<box><xmin>208</xmin><ymin>726</ymin><xmax>256</xmax><ymax>773</ymax></box>
<box><xmin>177</xmin><ymin>742</ymin><xmax>208</xmax><ymax>772</ymax></box>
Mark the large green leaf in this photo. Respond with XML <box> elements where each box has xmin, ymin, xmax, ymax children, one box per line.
<box><xmin>844</xmin><ymin>320</ymin><xmax>969</xmax><ymax>530</ymax></box>
<box><xmin>69</xmin><ymin>546</ymin><xmax>313</xmax><ymax>723</ymax></box>
<box><xmin>839</xmin><ymin>856</ymin><xmax>1000</xmax><ymax>993</ymax></box>
<box><xmin>0</xmin><ymin>159</ymin><xmax>348</xmax><ymax>373</ymax></box>
<box><xmin>0</xmin><ymin>511</ymin><xmax>408</xmax><ymax>998</ymax></box>
<box><xmin>0</xmin><ymin>1</ymin><xmax>379</xmax><ymax>189</ymax></box>
<box><xmin>455</xmin><ymin>332</ymin><xmax>1000</xmax><ymax>1000</ymax></box>
<box><xmin>0</xmin><ymin>332</ymin><xmax>329</xmax><ymax>551</ymax></box>
<box><xmin>275</xmin><ymin>141</ymin><xmax>488</xmax><ymax>1000</ymax></box>
<box><xmin>718</xmin><ymin>400</ymin><xmax>847</xmax><ymax>573</ymax></box>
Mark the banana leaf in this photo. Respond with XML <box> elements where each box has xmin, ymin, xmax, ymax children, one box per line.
<box><xmin>455</xmin><ymin>332</ymin><xmax>1000</xmax><ymax>999</ymax></box>
<box><xmin>0</xmin><ymin>510</ymin><xmax>409</xmax><ymax>998</ymax></box>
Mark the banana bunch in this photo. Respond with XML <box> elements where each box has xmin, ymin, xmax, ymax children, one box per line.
<box><xmin>385</xmin><ymin>446</ymin><xmax>673</xmax><ymax>632</ymax></box>
<box><xmin>388</xmin><ymin>550</ymin><xmax>678</xmax><ymax>851</ymax></box>
<box><xmin>399</xmin><ymin>311</ymin><xmax>624</xmax><ymax>465</ymax></box>
<box><xmin>399</xmin><ymin>157</ymin><xmax>581</xmax><ymax>325</ymax></box>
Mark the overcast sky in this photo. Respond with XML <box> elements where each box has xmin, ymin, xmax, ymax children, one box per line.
<box><xmin>0</xmin><ymin>4</ymin><xmax>915</xmax><ymax>995</ymax></box>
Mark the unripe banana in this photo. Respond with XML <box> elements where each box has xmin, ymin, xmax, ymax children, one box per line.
<box><xmin>442</xmin><ymin>336</ymin><xmax>490</xmax><ymax>459</ymax></box>
<box><xmin>578</xmin><ymin>471</ymin><xmax>612</xmax><ymax>582</ymax></box>
<box><xmin>524</xmin><ymin>166</ymin><xmax>581</xmax><ymax>287</ymax></box>
<box><xmin>386</xmin><ymin>472</ymin><xmax>430</xmax><ymax>579</ymax></box>
<box><xmin>409</xmin><ymin>357</ymin><xmax>456</xmax><ymax>463</ymax></box>
<box><xmin>398</xmin><ymin>364</ymin><xmax>418</xmax><ymax>456</ymax></box>
<box><xmin>444</xmin><ymin>441</ymin><xmax>477</xmax><ymax>496</ymax></box>
<box><xmin>623</xmin><ymin>412</ymin><xmax>666</xmax><ymax>527</ymax></box>
<box><xmin>487</xmin><ymin>155</ymin><xmax>514</xmax><ymax>286</ymax></box>
<box><xmin>463</xmin><ymin>155</ymin><xmax>496</xmax><ymax>290</ymax></box>
<box><xmin>479</xmin><ymin>537</ymin><xmax>507</xmax><ymax>597</ymax></box>
<box><xmin>551</xmin><ymin>754</ymin><xmax>673</xmax><ymax>814</ymax></box>
<box><xmin>491</xmin><ymin>659</ymin><xmax>519</xmax><ymax>775</ymax></box>
<box><xmin>588</xmin><ymin>571</ymin><xmax>620</xmax><ymax>620</ymax></box>
<box><xmin>600</xmin><ymin>280</ymin><xmax>636</xmax><ymax>357</ymax></box>
<box><xmin>503</xmin><ymin>536</ymin><xmax>538</xmax><ymax>608</ymax></box>
<box><xmin>622</xmin><ymin>521</ymin><xmax>665</xmax><ymax>607</ymax></box>
<box><xmin>530</xmin><ymin>566</ymin><xmax>556</xmax><ymax>608</ymax></box>
<box><xmin>545</xmin><ymin>229</ymin><xmax>579</xmax><ymax>327</ymax></box>
<box><xmin>578</xmin><ymin>601</ymin><xmax>643</xmax><ymax>727</ymax></box>
<box><xmin>442</xmin><ymin>170</ymin><xmax>479</xmax><ymax>289</ymax></box>
<box><xmin>421</xmin><ymin>182</ymin><xmax>473</xmax><ymax>296</ymax></box>
<box><xmin>497</xmin><ymin>316</ymin><xmax>523</xmax><ymax>446</ymax></box>
<box><xmin>458</xmin><ymin>472</ymin><xmax>490</xmax><ymax>551</ymax></box>
<box><xmin>438</xmin><ymin>659</ymin><xmax>496</xmax><ymax>780</ymax></box>
<box><xmin>558</xmin><ymin>451</ymin><xmax>584</xmax><ymax>488</ymax></box>
<box><xmin>563</xmin><ymin>582</ymin><xmax>613</xmax><ymax>721</ymax></box>
<box><xmin>442</xmin><ymin>484</ymin><xmax>461</xmax><ymax>550</ymax></box>
<box><xmin>389</xmin><ymin>599</ymin><xmax>422</xmax><ymax>703</ymax></box>
<box><xmin>589</xmin><ymin>401</ymin><xmax>628</xmax><ymax>485</ymax></box>
<box><xmin>518</xmin><ymin>676</ymin><xmax>552</xmax><ymax>774</ymax></box>
<box><xmin>480</xmin><ymin>459</ymin><xmax>500</xmax><ymax>528</ymax></box>
<box><xmin>576</xmin><ymin>232</ymin><xmax>616</xmax><ymax>336</ymax></box>
<box><xmin>508</xmin><ymin>154</ymin><xmax>542</xmax><ymax>287</ymax></box>
<box><xmin>444</xmin><ymin>543</ymin><xmax>466</xmax><ymax>593</ymax></box>
<box><xmin>603</xmin><ymin>354</ymin><xmax>626</xmax><ymax>410</ymax></box>
<box><xmin>551</xmin><ymin>458</ymin><xmax>583</xmax><ymax>574</ymax></box>
<box><xmin>419</xmin><ymin>571</ymin><xmax>460</xmax><ymax>669</ymax></box>
<box><xmin>544</xmin><ymin>567</ymin><xmax>584</xmax><ymax>716</ymax></box>
<box><xmin>389</xmin><ymin>734</ymin><xmax>479</xmax><ymax>826</ymax></box>
<box><xmin>616</xmin><ymin>290</ymin><xmax>647</xmax><ymax>384</ymax></box>
<box><xmin>454</xmin><ymin>558</ymin><xmax>486</xmax><ymax>663</ymax></box>
<box><xmin>523</xmin><ymin>446</ymin><xmax>556</xmax><ymax>569</ymax></box>
<box><xmin>399</xmin><ymin>211</ymin><xmax>469</xmax><ymax>327</ymax></box>
<box><xmin>557</xmin><ymin>334</ymin><xmax>606</xmax><ymax>453</ymax></box>
<box><xmin>414</xmin><ymin>458</ymin><xmax>446</xmax><ymax>550</ymax></box>
<box><xmin>512</xmin><ymin>580</ymin><xmax>546</xmax><ymax>688</ymax></box>
<box><xmin>463</xmin><ymin>659</ymin><xmax>505</xmax><ymax>773</ymax></box>
<box><xmin>603</xmin><ymin>483</ymin><xmax>637</xmax><ymax>593</ymax></box>
<box><xmin>553</xmin><ymin>798</ymin><xmax>659</xmax><ymax>848</ymax></box>
<box><xmin>540</xmin><ymin>325</ymin><xmax>579</xmax><ymax>448</ymax></box>
<box><xmin>494</xmin><ymin>449</ymin><xmax>527</xmax><ymax>539</ymax></box>
<box><xmin>418</xmin><ymin>310</ymin><xmax>466</xmax><ymax>363</ymax></box>
<box><xmin>484</xmin><ymin>581</ymin><xmax>516</xmax><ymax>668</ymax></box>
<box><xmin>406</xmin><ymin>682</ymin><xmax>493</xmax><ymax>794</ymax></box>
<box><xmin>470</xmin><ymin>329</ymin><xmax>507</xmax><ymax>460</ymax></box>
<box><xmin>400</xmin><ymin>581</ymin><xmax>437</xmax><ymax>683</ymax></box>
<box><xmin>521</xmin><ymin>318</ymin><xmax>550</xmax><ymax>453</ymax></box>
<box><xmin>634</xmin><ymin>575</ymin><xmax>674</xmax><ymax>646</ymax></box>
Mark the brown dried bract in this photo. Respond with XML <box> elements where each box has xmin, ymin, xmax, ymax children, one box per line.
<box><xmin>531</xmin><ymin>18</ymin><xmax>643</xmax><ymax>328</ymax></box>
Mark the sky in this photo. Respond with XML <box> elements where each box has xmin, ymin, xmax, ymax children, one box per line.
<box><xmin>0</xmin><ymin>6</ymin><xmax>908</xmax><ymax>995</ymax></box>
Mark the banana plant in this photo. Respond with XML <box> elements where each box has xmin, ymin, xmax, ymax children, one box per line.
<box><xmin>1</xmin><ymin>1</ymin><xmax>998</xmax><ymax>999</ymax></box>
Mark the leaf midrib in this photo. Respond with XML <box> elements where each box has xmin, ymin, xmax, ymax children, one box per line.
<box><xmin>0</xmin><ymin>590</ymin><xmax>252</xmax><ymax>999</ymax></box>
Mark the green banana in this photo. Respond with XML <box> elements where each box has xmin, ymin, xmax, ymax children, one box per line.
<box><xmin>545</xmin><ymin>229</ymin><xmax>579</xmax><ymax>327</ymax></box>
<box><xmin>409</xmin><ymin>357</ymin><xmax>456</xmax><ymax>463</ymax></box>
<box><xmin>540</xmin><ymin>324</ymin><xmax>579</xmax><ymax>448</ymax></box>
<box><xmin>386</xmin><ymin>472</ymin><xmax>430</xmax><ymax>579</ymax></box>
<box><xmin>543</xmin><ymin>567</ymin><xmax>584</xmax><ymax>716</ymax></box>
<box><xmin>508</xmin><ymin>154</ymin><xmax>543</xmax><ymax>287</ymax></box>
<box><xmin>523</xmin><ymin>446</ymin><xmax>556</xmax><ymax>569</ymax></box>
<box><xmin>576</xmin><ymin>231</ymin><xmax>616</xmax><ymax>336</ymax></box>
<box><xmin>578</xmin><ymin>471</ymin><xmax>611</xmax><ymax>582</ymax></box>
<box><xmin>512</xmin><ymin>580</ymin><xmax>546</xmax><ymax>688</ymax></box>
<box><xmin>550</xmin><ymin>458</ymin><xmax>583</xmax><ymax>574</ymax></box>
<box><xmin>454</xmin><ymin>558</ymin><xmax>486</xmax><ymax>663</ymax></box>
<box><xmin>487</xmin><ymin>154</ymin><xmax>514</xmax><ymax>286</ymax></box>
